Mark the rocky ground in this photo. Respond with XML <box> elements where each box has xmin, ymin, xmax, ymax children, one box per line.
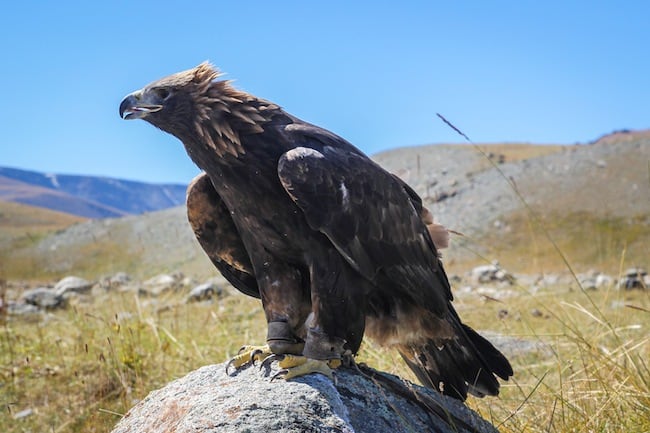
<box><xmin>110</xmin><ymin>361</ymin><xmax>499</xmax><ymax>433</ymax></box>
<box><xmin>4</xmin><ymin>266</ymin><xmax>646</xmax><ymax>323</ymax></box>
<box><xmin>374</xmin><ymin>132</ymin><xmax>650</xmax><ymax>236</ymax></box>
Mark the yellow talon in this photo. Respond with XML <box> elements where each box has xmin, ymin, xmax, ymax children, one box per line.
<box><xmin>277</xmin><ymin>354</ymin><xmax>308</xmax><ymax>369</ymax></box>
<box><xmin>327</xmin><ymin>358</ymin><xmax>342</xmax><ymax>369</ymax></box>
<box><xmin>275</xmin><ymin>355</ymin><xmax>340</xmax><ymax>380</ymax></box>
<box><xmin>226</xmin><ymin>344</ymin><xmax>273</xmax><ymax>373</ymax></box>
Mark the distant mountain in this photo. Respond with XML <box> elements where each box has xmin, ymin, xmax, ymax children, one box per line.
<box><xmin>2</xmin><ymin>130</ymin><xmax>649</xmax><ymax>280</ymax></box>
<box><xmin>0</xmin><ymin>167</ymin><xmax>187</xmax><ymax>218</ymax></box>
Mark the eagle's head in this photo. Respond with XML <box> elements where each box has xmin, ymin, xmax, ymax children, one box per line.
<box><xmin>119</xmin><ymin>62</ymin><xmax>221</xmax><ymax>137</ymax></box>
<box><xmin>120</xmin><ymin>62</ymin><xmax>273</xmax><ymax>157</ymax></box>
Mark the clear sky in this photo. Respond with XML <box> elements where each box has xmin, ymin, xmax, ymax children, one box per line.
<box><xmin>1</xmin><ymin>1</ymin><xmax>648</xmax><ymax>184</ymax></box>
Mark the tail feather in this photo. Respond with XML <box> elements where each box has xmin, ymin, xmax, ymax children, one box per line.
<box><xmin>399</xmin><ymin>322</ymin><xmax>513</xmax><ymax>401</ymax></box>
<box><xmin>460</xmin><ymin>323</ymin><xmax>513</xmax><ymax>381</ymax></box>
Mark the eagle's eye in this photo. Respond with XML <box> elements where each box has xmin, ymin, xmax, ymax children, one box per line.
<box><xmin>155</xmin><ymin>88</ymin><xmax>171</xmax><ymax>100</ymax></box>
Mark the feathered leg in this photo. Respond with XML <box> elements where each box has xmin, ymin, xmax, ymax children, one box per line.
<box><xmin>272</xmin><ymin>247</ymin><xmax>366</xmax><ymax>380</ymax></box>
<box><xmin>225</xmin><ymin>256</ymin><xmax>311</xmax><ymax>374</ymax></box>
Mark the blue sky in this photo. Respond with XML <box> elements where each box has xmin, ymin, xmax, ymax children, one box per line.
<box><xmin>1</xmin><ymin>1</ymin><xmax>648</xmax><ymax>184</ymax></box>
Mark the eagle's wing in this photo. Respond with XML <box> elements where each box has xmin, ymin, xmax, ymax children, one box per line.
<box><xmin>277</xmin><ymin>144</ymin><xmax>451</xmax><ymax>315</ymax></box>
<box><xmin>186</xmin><ymin>173</ymin><xmax>260</xmax><ymax>299</ymax></box>
<box><xmin>277</xmin><ymin>128</ymin><xmax>512</xmax><ymax>400</ymax></box>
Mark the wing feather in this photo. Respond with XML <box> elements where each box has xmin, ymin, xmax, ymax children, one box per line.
<box><xmin>277</xmin><ymin>144</ymin><xmax>450</xmax><ymax>315</ymax></box>
<box><xmin>186</xmin><ymin>173</ymin><xmax>259</xmax><ymax>298</ymax></box>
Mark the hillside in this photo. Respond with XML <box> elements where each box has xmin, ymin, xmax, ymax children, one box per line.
<box><xmin>0</xmin><ymin>167</ymin><xmax>187</xmax><ymax>218</ymax></box>
<box><xmin>0</xmin><ymin>201</ymin><xmax>86</xmax><ymax>277</ymax></box>
<box><xmin>2</xmin><ymin>131</ymin><xmax>648</xmax><ymax>280</ymax></box>
<box><xmin>419</xmin><ymin>132</ymin><xmax>649</xmax><ymax>271</ymax></box>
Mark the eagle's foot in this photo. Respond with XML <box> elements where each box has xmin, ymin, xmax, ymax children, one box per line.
<box><xmin>225</xmin><ymin>344</ymin><xmax>273</xmax><ymax>374</ymax></box>
<box><xmin>270</xmin><ymin>355</ymin><xmax>341</xmax><ymax>381</ymax></box>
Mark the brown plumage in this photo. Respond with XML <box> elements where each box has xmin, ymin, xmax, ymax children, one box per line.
<box><xmin>120</xmin><ymin>62</ymin><xmax>512</xmax><ymax>400</ymax></box>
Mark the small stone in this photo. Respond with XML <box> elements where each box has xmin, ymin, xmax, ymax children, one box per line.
<box><xmin>109</xmin><ymin>272</ymin><xmax>132</xmax><ymax>287</ymax></box>
<box><xmin>13</xmin><ymin>408</ymin><xmax>33</xmax><ymax>419</ymax></box>
<box><xmin>54</xmin><ymin>276</ymin><xmax>93</xmax><ymax>296</ymax></box>
<box><xmin>470</xmin><ymin>262</ymin><xmax>514</xmax><ymax>285</ymax></box>
<box><xmin>618</xmin><ymin>268</ymin><xmax>648</xmax><ymax>290</ymax></box>
<box><xmin>21</xmin><ymin>287</ymin><xmax>65</xmax><ymax>309</ymax></box>
<box><xmin>594</xmin><ymin>273</ymin><xmax>613</xmax><ymax>289</ymax></box>
<box><xmin>186</xmin><ymin>282</ymin><xmax>223</xmax><ymax>303</ymax></box>
<box><xmin>580</xmin><ymin>277</ymin><xmax>598</xmax><ymax>290</ymax></box>
<box><xmin>8</xmin><ymin>302</ymin><xmax>41</xmax><ymax>316</ymax></box>
<box><xmin>141</xmin><ymin>274</ymin><xmax>180</xmax><ymax>296</ymax></box>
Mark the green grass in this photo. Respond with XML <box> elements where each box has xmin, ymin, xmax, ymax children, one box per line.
<box><xmin>2</xmin><ymin>264</ymin><xmax>648</xmax><ymax>433</ymax></box>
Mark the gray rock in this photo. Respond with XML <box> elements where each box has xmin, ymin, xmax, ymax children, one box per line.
<box><xmin>13</xmin><ymin>408</ymin><xmax>34</xmax><ymax>420</ymax></box>
<box><xmin>618</xmin><ymin>267</ymin><xmax>648</xmax><ymax>290</ymax></box>
<box><xmin>474</xmin><ymin>286</ymin><xmax>518</xmax><ymax>301</ymax></box>
<box><xmin>180</xmin><ymin>275</ymin><xmax>199</xmax><ymax>288</ymax></box>
<box><xmin>579</xmin><ymin>277</ymin><xmax>598</xmax><ymax>290</ymax></box>
<box><xmin>54</xmin><ymin>276</ymin><xmax>93</xmax><ymax>296</ymax></box>
<box><xmin>533</xmin><ymin>273</ymin><xmax>572</xmax><ymax>289</ymax></box>
<box><xmin>111</xmin><ymin>362</ymin><xmax>498</xmax><ymax>433</ymax></box>
<box><xmin>579</xmin><ymin>271</ymin><xmax>614</xmax><ymax>290</ymax></box>
<box><xmin>21</xmin><ymin>287</ymin><xmax>65</xmax><ymax>309</ymax></box>
<box><xmin>141</xmin><ymin>273</ymin><xmax>183</xmax><ymax>296</ymax></box>
<box><xmin>8</xmin><ymin>301</ymin><xmax>41</xmax><ymax>316</ymax></box>
<box><xmin>186</xmin><ymin>282</ymin><xmax>222</xmax><ymax>303</ymax></box>
<box><xmin>530</xmin><ymin>308</ymin><xmax>544</xmax><ymax>318</ymax></box>
<box><xmin>594</xmin><ymin>273</ymin><xmax>614</xmax><ymax>289</ymax></box>
<box><xmin>109</xmin><ymin>272</ymin><xmax>132</xmax><ymax>287</ymax></box>
<box><xmin>470</xmin><ymin>262</ymin><xmax>514</xmax><ymax>285</ymax></box>
<box><xmin>624</xmin><ymin>267</ymin><xmax>647</xmax><ymax>277</ymax></box>
<box><xmin>99</xmin><ymin>272</ymin><xmax>135</xmax><ymax>293</ymax></box>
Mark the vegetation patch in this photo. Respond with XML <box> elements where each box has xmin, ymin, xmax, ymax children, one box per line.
<box><xmin>451</xmin><ymin>211</ymin><xmax>650</xmax><ymax>274</ymax></box>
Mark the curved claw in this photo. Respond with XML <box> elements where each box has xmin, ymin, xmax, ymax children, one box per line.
<box><xmin>225</xmin><ymin>344</ymin><xmax>272</xmax><ymax>375</ymax></box>
<box><xmin>225</xmin><ymin>358</ymin><xmax>237</xmax><ymax>376</ymax></box>
<box><xmin>271</xmin><ymin>369</ymin><xmax>288</xmax><ymax>382</ymax></box>
<box><xmin>250</xmin><ymin>348</ymin><xmax>266</xmax><ymax>365</ymax></box>
<box><xmin>260</xmin><ymin>354</ymin><xmax>284</xmax><ymax>371</ymax></box>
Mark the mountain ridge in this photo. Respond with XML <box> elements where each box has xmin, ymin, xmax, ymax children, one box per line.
<box><xmin>0</xmin><ymin>166</ymin><xmax>187</xmax><ymax>218</ymax></box>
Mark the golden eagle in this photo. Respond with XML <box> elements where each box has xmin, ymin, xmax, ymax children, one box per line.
<box><xmin>120</xmin><ymin>63</ymin><xmax>512</xmax><ymax>400</ymax></box>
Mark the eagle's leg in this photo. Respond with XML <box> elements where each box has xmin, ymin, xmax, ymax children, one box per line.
<box><xmin>272</xmin><ymin>250</ymin><xmax>366</xmax><ymax>380</ymax></box>
<box><xmin>227</xmin><ymin>259</ymin><xmax>311</xmax><ymax>374</ymax></box>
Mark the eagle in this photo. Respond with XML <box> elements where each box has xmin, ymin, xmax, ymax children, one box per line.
<box><xmin>119</xmin><ymin>63</ymin><xmax>512</xmax><ymax>400</ymax></box>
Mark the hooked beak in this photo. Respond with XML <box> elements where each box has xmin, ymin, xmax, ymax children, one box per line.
<box><xmin>119</xmin><ymin>90</ymin><xmax>163</xmax><ymax>120</ymax></box>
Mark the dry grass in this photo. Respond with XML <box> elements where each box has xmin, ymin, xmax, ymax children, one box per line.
<box><xmin>448</xmin><ymin>211</ymin><xmax>650</xmax><ymax>274</ymax></box>
<box><xmin>0</xmin><ymin>201</ymin><xmax>85</xmax><ymax>237</ymax></box>
<box><xmin>461</xmin><ymin>282</ymin><xmax>650</xmax><ymax>432</ymax></box>
<box><xmin>2</xmin><ymin>261</ymin><xmax>648</xmax><ymax>432</ymax></box>
<box><xmin>457</xmin><ymin>142</ymin><xmax>566</xmax><ymax>172</ymax></box>
<box><xmin>0</xmin><ymin>201</ymin><xmax>86</xmax><ymax>280</ymax></box>
<box><xmin>1</xmin><ymin>288</ymin><xmax>267</xmax><ymax>432</ymax></box>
